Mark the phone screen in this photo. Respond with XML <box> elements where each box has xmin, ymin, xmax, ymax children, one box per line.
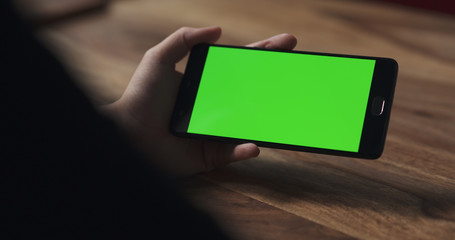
<box><xmin>186</xmin><ymin>46</ymin><xmax>376</xmax><ymax>153</ymax></box>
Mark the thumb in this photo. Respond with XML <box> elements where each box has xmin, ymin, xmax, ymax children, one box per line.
<box><xmin>148</xmin><ymin>26</ymin><xmax>222</xmax><ymax>65</ymax></box>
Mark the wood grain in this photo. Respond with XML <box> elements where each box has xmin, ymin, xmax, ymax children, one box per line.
<box><xmin>37</xmin><ymin>0</ymin><xmax>455</xmax><ymax>239</ymax></box>
<box><xmin>182</xmin><ymin>177</ymin><xmax>354</xmax><ymax>240</ymax></box>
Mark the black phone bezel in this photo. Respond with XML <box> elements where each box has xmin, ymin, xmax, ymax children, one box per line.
<box><xmin>171</xmin><ymin>43</ymin><xmax>398</xmax><ymax>159</ymax></box>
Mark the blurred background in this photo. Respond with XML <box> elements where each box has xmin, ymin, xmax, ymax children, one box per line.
<box><xmin>13</xmin><ymin>0</ymin><xmax>455</xmax><ymax>105</ymax></box>
<box><xmin>10</xmin><ymin>1</ymin><xmax>455</xmax><ymax>239</ymax></box>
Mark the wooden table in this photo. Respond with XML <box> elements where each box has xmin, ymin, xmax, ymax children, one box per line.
<box><xmin>38</xmin><ymin>0</ymin><xmax>455</xmax><ymax>239</ymax></box>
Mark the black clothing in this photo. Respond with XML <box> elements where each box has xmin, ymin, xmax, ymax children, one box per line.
<box><xmin>1</xmin><ymin>1</ymin><xmax>228</xmax><ymax>239</ymax></box>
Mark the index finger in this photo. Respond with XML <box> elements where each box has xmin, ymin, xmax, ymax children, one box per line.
<box><xmin>147</xmin><ymin>26</ymin><xmax>222</xmax><ymax>65</ymax></box>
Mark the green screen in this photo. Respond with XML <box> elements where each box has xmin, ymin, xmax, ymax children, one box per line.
<box><xmin>187</xmin><ymin>46</ymin><xmax>375</xmax><ymax>152</ymax></box>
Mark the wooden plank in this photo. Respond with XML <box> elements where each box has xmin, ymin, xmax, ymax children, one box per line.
<box><xmin>202</xmin><ymin>147</ymin><xmax>455</xmax><ymax>239</ymax></box>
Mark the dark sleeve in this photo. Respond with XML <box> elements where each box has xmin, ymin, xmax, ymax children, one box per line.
<box><xmin>0</xmin><ymin>2</ymin><xmax>229</xmax><ymax>239</ymax></box>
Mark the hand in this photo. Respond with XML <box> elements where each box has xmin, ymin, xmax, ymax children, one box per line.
<box><xmin>103</xmin><ymin>26</ymin><xmax>297</xmax><ymax>177</ymax></box>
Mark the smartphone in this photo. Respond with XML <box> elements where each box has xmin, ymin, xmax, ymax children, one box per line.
<box><xmin>171</xmin><ymin>44</ymin><xmax>398</xmax><ymax>159</ymax></box>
